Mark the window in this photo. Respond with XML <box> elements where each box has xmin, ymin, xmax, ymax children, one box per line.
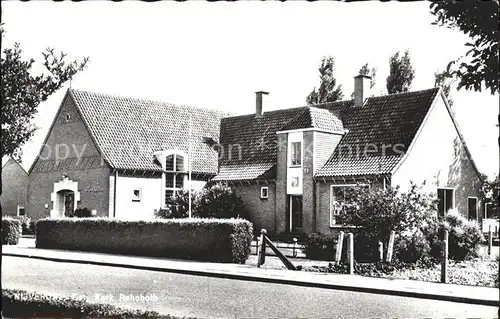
<box><xmin>485</xmin><ymin>202</ymin><xmax>493</xmax><ymax>219</ymax></box>
<box><xmin>290</xmin><ymin>141</ymin><xmax>302</xmax><ymax>166</ymax></box>
<box><xmin>468</xmin><ymin>197</ymin><xmax>478</xmax><ymax>220</ymax></box>
<box><xmin>165</xmin><ymin>154</ymin><xmax>185</xmax><ymax>172</ymax></box>
<box><xmin>17</xmin><ymin>205</ymin><xmax>25</xmax><ymax>217</ymax></box>
<box><xmin>437</xmin><ymin>188</ymin><xmax>454</xmax><ymax>217</ymax></box>
<box><xmin>132</xmin><ymin>188</ymin><xmax>142</xmax><ymax>202</ymax></box>
<box><xmin>260</xmin><ymin>187</ymin><xmax>268</xmax><ymax>199</ymax></box>
<box><xmin>330</xmin><ymin>184</ymin><xmax>369</xmax><ymax>227</ymax></box>
<box><xmin>165</xmin><ymin>173</ymin><xmax>184</xmax><ymax>203</ymax></box>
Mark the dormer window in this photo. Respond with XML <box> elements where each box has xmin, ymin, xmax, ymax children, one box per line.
<box><xmin>290</xmin><ymin>141</ymin><xmax>302</xmax><ymax>166</ymax></box>
<box><xmin>154</xmin><ymin>149</ymin><xmax>188</xmax><ymax>204</ymax></box>
<box><xmin>165</xmin><ymin>154</ymin><xmax>185</xmax><ymax>172</ymax></box>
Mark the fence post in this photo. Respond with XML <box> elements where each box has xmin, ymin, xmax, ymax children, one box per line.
<box><xmin>347</xmin><ymin>233</ymin><xmax>354</xmax><ymax>275</ymax></box>
<box><xmin>257</xmin><ymin>229</ymin><xmax>267</xmax><ymax>267</ymax></box>
<box><xmin>441</xmin><ymin>230</ymin><xmax>449</xmax><ymax>283</ymax></box>
<box><xmin>335</xmin><ymin>231</ymin><xmax>344</xmax><ymax>264</ymax></box>
<box><xmin>386</xmin><ymin>231</ymin><xmax>395</xmax><ymax>263</ymax></box>
<box><xmin>488</xmin><ymin>226</ymin><xmax>492</xmax><ymax>256</ymax></box>
<box><xmin>377</xmin><ymin>241</ymin><xmax>384</xmax><ymax>261</ymax></box>
<box><xmin>293</xmin><ymin>238</ymin><xmax>298</xmax><ymax>258</ymax></box>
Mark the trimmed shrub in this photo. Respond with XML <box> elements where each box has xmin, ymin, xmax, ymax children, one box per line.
<box><xmin>303</xmin><ymin>233</ymin><xmax>337</xmax><ymax>261</ymax></box>
<box><xmin>1</xmin><ymin>289</ymin><xmax>191</xmax><ymax>319</ymax></box>
<box><xmin>197</xmin><ymin>183</ymin><xmax>247</xmax><ymax>219</ymax></box>
<box><xmin>73</xmin><ymin>207</ymin><xmax>92</xmax><ymax>218</ymax></box>
<box><xmin>393</xmin><ymin>230</ymin><xmax>431</xmax><ymax>263</ymax></box>
<box><xmin>36</xmin><ymin>218</ymin><xmax>253</xmax><ymax>263</ymax></box>
<box><xmin>1</xmin><ymin>217</ymin><xmax>22</xmax><ymax>245</ymax></box>
<box><xmin>425</xmin><ymin>209</ymin><xmax>484</xmax><ymax>261</ymax></box>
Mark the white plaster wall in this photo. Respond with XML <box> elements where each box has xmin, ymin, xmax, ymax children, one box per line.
<box><xmin>114</xmin><ymin>175</ymin><xmax>162</xmax><ymax>220</ymax></box>
<box><xmin>392</xmin><ymin>95</ymin><xmax>457</xmax><ymax>193</ymax></box>
<box><xmin>287</xmin><ymin>132</ymin><xmax>303</xmax><ymax>195</ymax></box>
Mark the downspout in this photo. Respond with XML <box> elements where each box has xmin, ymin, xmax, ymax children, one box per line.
<box><xmin>113</xmin><ymin>170</ymin><xmax>117</xmax><ymax>218</ymax></box>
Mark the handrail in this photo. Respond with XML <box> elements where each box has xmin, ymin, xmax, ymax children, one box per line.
<box><xmin>257</xmin><ymin>229</ymin><xmax>298</xmax><ymax>271</ymax></box>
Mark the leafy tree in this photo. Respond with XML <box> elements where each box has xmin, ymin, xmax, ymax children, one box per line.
<box><xmin>1</xmin><ymin>25</ymin><xmax>89</xmax><ymax>160</ymax></box>
<box><xmin>306</xmin><ymin>56</ymin><xmax>344</xmax><ymax>104</ymax></box>
<box><xmin>154</xmin><ymin>190</ymin><xmax>199</xmax><ymax>219</ymax></box>
<box><xmin>434</xmin><ymin>69</ymin><xmax>455</xmax><ymax>107</ymax></box>
<box><xmin>358</xmin><ymin>63</ymin><xmax>377</xmax><ymax>89</ymax></box>
<box><xmin>386</xmin><ymin>50</ymin><xmax>415</xmax><ymax>94</ymax></box>
<box><xmin>482</xmin><ymin>175</ymin><xmax>500</xmax><ymax>219</ymax></box>
<box><xmin>337</xmin><ymin>182</ymin><xmax>437</xmax><ymax>245</ymax></box>
<box><xmin>197</xmin><ymin>183</ymin><xmax>247</xmax><ymax>219</ymax></box>
<box><xmin>430</xmin><ymin>1</ymin><xmax>498</xmax><ymax>95</ymax></box>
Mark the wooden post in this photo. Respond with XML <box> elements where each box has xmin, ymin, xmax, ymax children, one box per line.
<box><xmin>257</xmin><ymin>229</ymin><xmax>267</xmax><ymax>267</ymax></box>
<box><xmin>335</xmin><ymin>231</ymin><xmax>344</xmax><ymax>264</ymax></box>
<box><xmin>441</xmin><ymin>230</ymin><xmax>449</xmax><ymax>283</ymax></box>
<box><xmin>347</xmin><ymin>233</ymin><xmax>354</xmax><ymax>275</ymax></box>
<box><xmin>488</xmin><ymin>226</ymin><xmax>492</xmax><ymax>256</ymax></box>
<box><xmin>378</xmin><ymin>241</ymin><xmax>384</xmax><ymax>261</ymax></box>
<box><xmin>292</xmin><ymin>238</ymin><xmax>298</xmax><ymax>258</ymax></box>
<box><xmin>386</xmin><ymin>231</ymin><xmax>395</xmax><ymax>263</ymax></box>
<box><xmin>255</xmin><ymin>235</ymin><xmax>259</xmax><ymax>257</ymax></box>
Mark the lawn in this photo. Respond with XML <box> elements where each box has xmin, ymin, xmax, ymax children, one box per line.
<box><xmin>245</xmin><ymin>250</ymin><xmax>499</xmax><ymax>288</ymax></box>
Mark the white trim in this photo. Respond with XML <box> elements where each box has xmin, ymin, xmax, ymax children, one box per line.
<box><xmin>260</xmin><ymin>186</ymin><xmax>269</xmax><ymax>199</ymax></box>
<box><xmin>485</xmin><ymin>202</ymin><xmax>493</xmax><ymax>219</ymax></box>
<box><xmin>290</xmin><ymin>141</ymin><xmax>303</xmax><ymax>167</ymax></box>
<box><xmin>17</xmin><ymin>205</ymin><xmax>25</xmax><ymax>217</ymax></box>
<box><xmin>276</xmin><ymin>127</ymin><xmax>345</xmax><ymax>135</ymax></box>
<box><xmin>50</xmin><ymin>176</ymin><xmax>80</xmax><ymax>217</ymax></box>
<box><xmin>391</xmin><ymin>88</ymin><xmax>441</xmax><ymax>175</ymax></box>
<box><xmin>312</xmin><ymin>131</ymin><xmax>317</xmax><ymax>174</ymax></box>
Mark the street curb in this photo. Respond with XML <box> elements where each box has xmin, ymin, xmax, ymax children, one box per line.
<box><xmin>4</xmin><ymin>252</ymin><xmax>498</xmax><ymax>307</ymax></box>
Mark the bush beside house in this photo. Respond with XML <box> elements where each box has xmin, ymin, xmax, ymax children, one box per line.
<box><xmin>1</xmin><ymin>217</ymin><xmax>22</xmax><ymax>245</ymax></box>
<box><xmin>36</xmin><ymin>218</ymin><xmax>253</xmax><ymax>263</ymax></box>
<box><xmin>1</xmin><ymin>289</ymin><xmax>192</xmax><ymax>319</ymax></box>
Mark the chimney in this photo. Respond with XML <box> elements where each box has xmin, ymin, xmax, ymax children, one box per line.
<box><xmin>255</xmin><ymin>91</ymin><xmax>269</xmax><ymax>118</ymax></box>
<box><xmin>354</xmin><ymin>75</ymin><xmax>371</xmax><ymax>107</ymax></box>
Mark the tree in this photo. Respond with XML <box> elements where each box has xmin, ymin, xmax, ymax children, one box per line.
<box><xmin>306</xmin><ymin>56</ymin><xmax>344</xmax><ymax>105</ymax></box>
<box><xmin>386</xmin><ymin>50</ymin><xmax>415</xmax><ymax>94</ymax></box>
<box><xmin>434</xmin><ymin>69</ymin><xmax>455</xmax><ymax>107</ymax></box>
<box><xmin>482</xmin><ymin>175</ymin><xmax>500</xmax><ymax>219</ymax></box>
<box><xmin>1</xmin><ymin>25</ymin><xmax>89</xmax><ymax>160</ymax></box>
<box><xmin>358</xmin><ymin>63</ymin><xmax>377</xmax><ymax>89</ymax></box>
<box><xmin>430</xmin><ymin>1</ymin><xmax>499</xmax><ymax>95</ymax></box>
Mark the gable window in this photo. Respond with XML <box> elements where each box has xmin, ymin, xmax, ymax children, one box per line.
<box><xmin>330</xmin><ymin>184</ymin><xmax>369</xmax><ymax>227</ymax></box>
<box><xmin>468</xmin><ymin>197</ymin><xmax>478</xmax><ymax>220</ymax></box>
<box><xmin>132</xmin><ymin>188</ymin><xmax>142</xmax><ymax>202</ymax></box>
<box><xmin>260</xmin><ymin>187</ymin><xmax>269</xmax><ymax>199</ymax></box>
<box><xmin>437</xmin><ymin>188</ymin><xmax>454</xmax><ymax>217</ymax></box>
<box><xmin>290</xmin><ymin>141</ymin><xmax>302</xmax><ymax>166</ymax></box>
<box><xmin>17</xmin><ymin>205</ymin><xmax>25</xmax><ymax>217</ymax></box>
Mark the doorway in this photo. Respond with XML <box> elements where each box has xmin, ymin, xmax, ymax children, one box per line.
<box><xmin>57</xmin><ymin>190</ymin><xmax>75</xmax><ymax>217</ymax></box>
<box><xmin>289</xmin><ymin>195</ymin><xmax>303</xmax><ymax>232</ymax></box>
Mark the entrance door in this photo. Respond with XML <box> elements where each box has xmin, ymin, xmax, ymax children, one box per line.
<box><xmin>289</xmin><ymin>196</ymin><xmax>303</xmax><ymax>232</ymax></box>
<box><xmin>64</xmin><ymin>192</ymin><xmax>75</xmax><ymax>216</ymax></box>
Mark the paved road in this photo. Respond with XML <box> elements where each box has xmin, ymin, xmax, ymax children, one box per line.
<box><xmin>2</xmin><ymin>256</ymin><xmax>498</xmax><ymax>319</ymax></box>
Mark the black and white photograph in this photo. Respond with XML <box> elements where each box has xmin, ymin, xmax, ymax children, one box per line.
<box><xmin>1</xmin><ymin>1</ymin><xmax>499</xmax><ymax>318</ymax></box>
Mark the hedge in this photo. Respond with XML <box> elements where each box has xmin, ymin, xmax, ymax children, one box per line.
<box><xmin>36</xmin><ymin>217</ymin><xmax>253</xmax><ymax>263</ymax></box>
<box><xmin>1</xmin><ymin>288</ymin><xmax>194</xmax><ymax>319</ymax></box>
<box><xmin>2</xmin><ymin>217</ymin><xmax>22</xmax><ymax>245</ymax></box>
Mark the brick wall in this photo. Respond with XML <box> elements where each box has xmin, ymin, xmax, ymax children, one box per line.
<box><xmin>1</xmin><ymin>159</ymin><xmax>28</xmax><ymax>216</ymax></box>
<box><xmin>27</xmin><ymin>94</ymin><xmax>111</xmax><ymax>220</ymax></box>
<box><xmin>234</xmin><ymin>183</ymin><xmax>276</xmax><ymax>234</ymax></box>
<box><xmin>276</xmin><ymin>133</ymin><xmax>288</xmax><ymax>233</ymax></box>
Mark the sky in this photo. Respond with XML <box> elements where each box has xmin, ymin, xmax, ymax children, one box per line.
<box><xmin>2</xmin><ymin>1</ymin><xmax>499</xmax><ymax>179</ymax></box>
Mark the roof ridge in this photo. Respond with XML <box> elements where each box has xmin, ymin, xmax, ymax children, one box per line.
<box><xmin>370</xmin><ymin>87</ymin><xmax>439</xmax><ymax>99</ymax></box>
<box><xmin>68</xmin><ymin>88</ymin><xmax>232</xmax><ymax>116</ymax></box>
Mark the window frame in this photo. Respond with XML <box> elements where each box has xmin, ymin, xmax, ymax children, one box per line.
<box><xmin>485</xmin><ymin>202</ymin><xmax>493</xmax><ymax>219</ymax></box>
<box><xmin>290</xmin><ymin>141</ymin><xmax>302</xmax><ymax>167</ymax></box>
<box><xmin>132</xmin><ymin>188</ymin><xmax>142</xmax><ymax>202</ymax></box>
<box><xmin>260</xmin><ymin>186</ymin><xmax>269</xmax><ymax>199</ymax></box>
<box><xmin>329</xmin><ymin>184</ymin><xmax>369</xmax><ymax>228</ymax></box>
<box><xmin>467</xmin><ymin>196</ymin><xmax>478</xmax><ymax>220</ymax></box>
<box><xmin>165</xmin><ymin>173</ymin><xmax>185</xmax><ymax>202</ymax></box>
<box><xmin>17</xmin><ymin>204</ymin><xmax>25</xmax><ymax>217</ymax></box>
<box><xmin>437</xmin><ymin>187</ymin><xmax>455</xmax><ymax>216</ymax></box>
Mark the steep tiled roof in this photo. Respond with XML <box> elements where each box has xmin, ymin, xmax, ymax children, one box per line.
<box><xmin>69</xmin><ymin>89</ymin><xmax>230</xmax><ymax>174</ymax></box>
<box><xmin>280</xmin><ymin>107</ymin><xmax>344</xmax><ymax>132</ymax></box>
<box><xmin>316</xmin><ymin>88</ymin><xmax>439</xmax><ymax>177</ymax></box>
<box><xmin>215</xmin><ymin>100</ymin><xmax>352</xmax><ymax>181</ymax></box>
